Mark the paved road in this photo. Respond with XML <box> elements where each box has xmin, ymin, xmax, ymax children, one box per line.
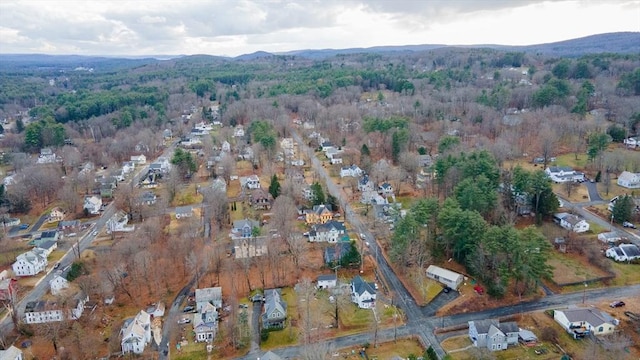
<box><xmin>1</xmin><ymin>142</ymin><xmax>179</xmax><ymax>341</ymax></box>
<box><xmin>246</xmin><ymin>284</ymin><xmax>640</xmax><ymax>359</ymax></box>
<box><xmin>291</xmin><ymin>130</ymin><xmax>447</xmax><ymax>358</ymax></box>
<box><xmin>249</xmin><ymin>131</ymin><xmax>640</xmax><ymax>360</ymax></box>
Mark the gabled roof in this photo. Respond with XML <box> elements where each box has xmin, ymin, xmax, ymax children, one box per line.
<box><xmin>175</xmin><ymin>206</ymin><xmax>193</xmax><ymax>215</ymax></box>
<box><xmin>620</xmin><ymin>244</ymin><xmax>640</xmax><ymax>257</ymax></box>
<box><xmin>195</xmin><ymin>287</ymin><xmax>222</xmax><ymax>305</ymax></box>
<box><xmin>233</xmin><ymin>218</ymin><xmax>260</xmax><ymax>230</ymax></box>
<box><xmin>351</xmin><ymin>275</ymin><xmax>376</xmax><ymax>296</ymax></box>
<box><xmin>263</xmin><ymin>288</ymin><xmax>287</xmax><ymax>321</ymax></box>
<box><xmin>317</xmin><ymin>274</ymin><xmax>337</xmax><ymax>282</ymax></box>
<box><xmin>559</xmin><ymin>307</ymin><xmax>615</xmax><ymax>327</ymax></box>
<box><xmin>313</xmin><ymin>220</ymin><xmax>346</xmax><ymax>233</ymax></box>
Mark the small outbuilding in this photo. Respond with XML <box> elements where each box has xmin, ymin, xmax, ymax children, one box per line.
<box><xmin>426</xmin><ymin>265</ymin><xmax>464</xmax><ymax>290</ymax></box>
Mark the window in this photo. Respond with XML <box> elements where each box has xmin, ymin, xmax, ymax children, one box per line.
<box><xmin>598</xmin><ymin>326</ymin><xmax>603</xmax><ymax>332</ymax></box>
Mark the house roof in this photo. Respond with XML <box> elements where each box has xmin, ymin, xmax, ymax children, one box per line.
<box><xmin>500</xmin><ymin>321</ymin><xmax>519</xmax><ymax>333</ymax></box>
<box><xmin>470</xmin><ymin>319</ymin><xmax>498</xmax><ymax>334</ymax></box>
<box><xmin>518</xmin><ymin>328</ymin><xmax>538</xmax><ymax>342</ymax></box>
<box><xmin>37</xmin><ymin>240</ymin><xmax>57</xmax><ymax>251</ymax></box>
<box><xmin>352</xmin><ymin>275</ymin><xmax>376</xmax><ymax>296</ymax></box>
<box><xmin>559</xmin><ymin>307</ymin><xmax>615</xmax><ymax>327</ymax></box>
<box><xmin>426</xmin><ymin>265</ymin><xmax>463</xmax><ymax>283</ymax></box>
<box><xmin>261</xmin><ymin>351</ymin><xmax>283</xmax><ymax>360</ymax></box>
<box><xmin>195</xmin><ymin>287</ymin><xmax>222</xmax><ymax>305</ymax></box>
<box><xmin>313</xmin><ymin>220</ymin><xmax>346</xmax><ymax>234</ymax></box>
<box><xmin>0</xmin><ymin>345</ymin><xmax>22</xmax><ymax>359</ymax></box>
<box><xmin>59</xmin><ymin>220</ymin><xmax>80</xmax><ymax>227</ymax></box>
<box><xmin>317</xmin><ymin>274</ymin><xmax>337</xmax><ymax>282</ymax></box>
<box><xmin>312</xmin><ymin>204</ymin><xmax>332</xmax><ymax>215</ymax></box>
<box><xmin>618</xmin><ymin>171</ymin><xmax>640</xmax><ymax>182</ymax></box>
<box><xmin>233</xmin><ymin>218</ymin><xmax>260</xmax><ymax>230</ymax></box>
<box><xmin>175</xmin><ymin>206</ymin><xmax>193</xmax><ymax>215</ymax></box>
<box><xmin>620</xmin><ymin>244</ymin><xmax>640</xmax><ymax>257</ymax></box>
<box><xmin>263</xmin><ymin>288</ymin><xmax>287</xmax><ymax>321</ymax></box>
<box><xmin>563</xmin><ymin>214</ymin><xmax>585</xmax><ymax>226</ymax></box>
<box><xmin>324</xmin><ymin>243</ymin><xmax>351</xmax><ymax>263</ymax></box>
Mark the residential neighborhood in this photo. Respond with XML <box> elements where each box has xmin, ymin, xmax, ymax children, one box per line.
<box><xmin>0</xmin><ymin>29</ymin><xmax>638</xmax><ymax>360</ymax></box>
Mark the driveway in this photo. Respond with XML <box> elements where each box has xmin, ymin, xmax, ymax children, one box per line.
<box><xmin>584</xmin><ymin>181</ymin><xmax>603</xmax><ymax>202</ymax></box>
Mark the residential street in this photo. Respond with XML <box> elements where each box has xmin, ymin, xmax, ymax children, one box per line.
<box><xmin>0</xmin><ymin>142</ymin><xmax>178</xmax><ymax>341</ymax></box>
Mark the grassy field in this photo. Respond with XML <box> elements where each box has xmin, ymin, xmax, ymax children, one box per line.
<box><xmin>546</xmin><ymin>251</ymin><xmax>611</xmax><ymax>285</ymax></box>
<box><xmin>441</xmin><ymin>335</ymin><xmax>472</xmax><ymax>352</ymax></box>
<box><xmin>338</xmin><ymin>338</ymin><xmax>425</xmax><ymax>360</ymax></box>
<box><xmin>609</xmin><ymin>261</ymin><xmax>640</xmax><ymax>286</ymax></box>
<box><xmin>172</xmin><ymin>183</ymin><xmax>204</xmax><ymax>206</ymax></box>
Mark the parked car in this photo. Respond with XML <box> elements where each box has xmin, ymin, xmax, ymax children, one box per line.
<box><xmin>19</xmin><ymin>224</ymin><xmax>30</xmax><ymax>230</ymax></box>
<box><xmin>177</xmin><ymin>318</ymin><xmax>191</xmax><ymax>324</ymax></box>
<box><xmin>182</xmin><ymin>306</ymin><xmax>195</xmax><ymax>313</ymax></box>
<box><xmin>239</xmin><ymin>304</ymin><xmax>249</xmax><ymax>309</ymax></box>
<box><xmin>53</xmin><ymin>263</ymin><xmax>60</xmax><ymax>269</ymax></box>
<box><xmin>610</xmin><ymin>300</ymin><xmax>625</xmax><ymax>308</ymax></box>
<box><xmin>623</xmin><ymin>221</ymin><xmax>637</xmax><ymax>229</ymax></box>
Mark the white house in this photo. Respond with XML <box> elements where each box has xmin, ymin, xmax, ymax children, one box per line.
<box><xmin>12</xmin><ymin>250</ymin><xmax>48</xmax><ymax>277</ymax></box>
<box><xmin>83</xmin><ymin>195</ymin><xmax>102</xmax><ymax>215</ymax></box>
<box><xmin>597</xmin><ymin>231</ymin><xmax>623</xmax><ymax>244</ymax></box>
<box><xmin>426</xmin><ymin>265</ymin><xmax>464</xmax><ymax>290</ymax></box>
<box><xmin>545</xmin><ymin>166</ymin><xmax>585</xmax><ymax>183</ymax></box>
<box><xmin>195</xmin><ymin>287</ymin><xmax>223</xmax><ymax>312</ymax></box>
<box><xmin>0</xmin><ymin>345</ymin><xmax>23</xmax><ymax>360</ymax></box>
<box><xmin>121</xmin><ymin>310</ymin><xmax>152</xmax><ymax>354</ymax></box>
<box><xmin>106</xmin><ymin>211</ymin><xmax>135</xmax><ymax>233</ymax></box>
<box><xmin>221</xmin><ymin>141</ymin><xmax>231</xmax><ymax>153</ymax></box>
<box><xmin>623</xmin><ymin>136</ymin><xmax>639</xmax><ymax>148</ymax></box>
<box><xmin>24</xmin><ymin>300</ymin><xmax>63</xmax><ymax>324</ymax></box>
<box><xmin>351</xmin><ymin>275</ymin><xmax>376</xmax><ymax>309</ymax></box>
<box><xmin>606</xmin><ymin>244</ymin><xmax>640</xmax><ymax>262</ymax></box>
<box><xmin>193</xmin><ymin>302</ymin><xmax>218</xmax><ymax>342</ymax></box>
<box><xmin>149</xmin><ymin>157</ymin><xmax>171</xmax><ymax>173</ymax></box>
<box><xmin>49</xmin><ymin>275</ymin><xmax>69</xmax><ymax>296</ymax></box>
<box><xmin>317</xmin><ymin>274</ymin><xmax>337</xmax><ymax>289</ymax></box>
<box><xmin>358</xmin><ymin>175</ymin><xmax>374</xmax><ymax>192</ymax></box>
<box><xmin>378</xmin><ymin>182</ymin><xmax>394</xmax><ymax>196</ymax></box>
<box><xmin>553</xmin><ymin>307</ymin><xmax>618</xmax><ymax>339</ymax></box>
<box><xmin>145</xmin><ymin>302</ymin><xmax>165</xmax><ymax>318</ymax></box>
<box><xmin>240</xmin><ymin>175</ymin><xmax>261</xmax><ymax>189</ymax></box>
<box><xmin>468</xmin><ymin>319</ymin><xmax>519</xmax><ymax>351</ymax></box>
<box><xmin>617</xmin><ymin>171</ymin><xmax>640</xmax><ymax>189</ymax></box>
<box><xmin>233</xmin><ymin>125</ymin><xmax>245</xmax><ymax>138</ymax></box>
<box><xmin>340</xmin><ymin>165</ymin><xmax>363</xmax><ymax>178</ymax></box>
<box><xmin>37</xmin><ymin>148</ymin><xmax>56</xmax><ymax>164</ymax></box>
<box><xmin>308</xmin><ymin>220</ymin><xmax>349</xmax><ymax>243</ymax></box>
<box><xmin>554</xmin><ymin>213</ymin><xmax>590</xmax><ymax>233</ymax></box>
<box><xmin>121</xmin><ymin>161</ymin><xmax>135</xmax><ymax>175</ymax></box>
<box><xmin>130</xmin><ymin>154</ymin><xmax>147</xmax><ymax>165</ymax></box>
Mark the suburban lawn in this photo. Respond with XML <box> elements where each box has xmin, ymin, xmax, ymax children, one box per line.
<box><xmin>338</xmin><ymin>338</ymin><xmax>425</xmax><ymax>360</ymax></box>
<box><xmin>546</xmin><ymin>251</ymin><xmax>611</xmax><ymax>285</ymax></box>
<box><xmin>260</xmin><ymin>288</ymin><xmax>299</xmax><ymax>350</ymax></box>
<box><xmin>173</xmin><ymin>341</ymin><xmax>208</xmax><ymax>360</ymax></box>
<box><xmin>440</xmin><ymin>335</ymin><xmax>472</xmax><ymax>352</ymax></box>
<box><xmin>406</xmin><ymin>267</ymin><xmax>443</xmax><ymax>304</ymax></box>
<box><xmin>609</xmin><ymin>262</ymin><xmax>640</xmax><ymax>286</ymax></box>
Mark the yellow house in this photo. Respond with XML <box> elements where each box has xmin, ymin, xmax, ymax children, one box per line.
<box><xmin>48</xmin><ymin>207</ymin><xmax>65</xmax><ymax>223</ymax></box>
<box><xmin>306</xmin><ymin>205</ymin><xmax>333</xmax><ymax>225</ymax></box>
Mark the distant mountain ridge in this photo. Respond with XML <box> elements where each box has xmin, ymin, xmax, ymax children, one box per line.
<box><xmin>279</xmin><ymin>32</ymin><xmax>640</xmax><ymax>59</ymax></box>
<box><xmin>1</xmin><ymin>32</ymin><xmax>638</xmax><ymax>68</ymax></box>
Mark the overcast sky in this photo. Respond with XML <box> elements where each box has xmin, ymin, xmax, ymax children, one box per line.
<box><xmin>0</xmin><ymin>0</ymin><xmax>638</xmax><ymax>57</ymax></box>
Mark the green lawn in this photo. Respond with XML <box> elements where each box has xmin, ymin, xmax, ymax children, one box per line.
<box><xmin>555</xmin><ymin>153</ymin><xmax>588</xmax><ymax>169</ymax></box>
<box><xmin>173</xmin><ymin>341</ymin><xmax>208</xmax><ymax>360</ymax></box>
<box><xmin>546</xmin><ymin>251</ymin><xmax>610</xmax><ymax>285</ymax></box>
<box><xmin>609</xmin><ymin>261</ymin><xmax>640</xmax><ymax>286</ymax></box>
<box><xmin>341</xmin><ymin>304</ymin><xmax>374</xmax><ymax>328</ymax></box>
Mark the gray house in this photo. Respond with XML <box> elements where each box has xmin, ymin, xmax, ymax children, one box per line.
<box><xmin>262</xmin><ymin>289</ymin><xmax>287</xmax><ymax>329</ymax></box>
<box><xmin>468</xmin><ymin>319</ymin><xmax>519</xmax><ymax>351</ymax></box>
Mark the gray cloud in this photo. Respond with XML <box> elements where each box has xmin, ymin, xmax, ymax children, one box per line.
<box><xmin>0</xmin><ymin>0</ymin><xmax>636</xmax><ymax>55</ymax></box>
